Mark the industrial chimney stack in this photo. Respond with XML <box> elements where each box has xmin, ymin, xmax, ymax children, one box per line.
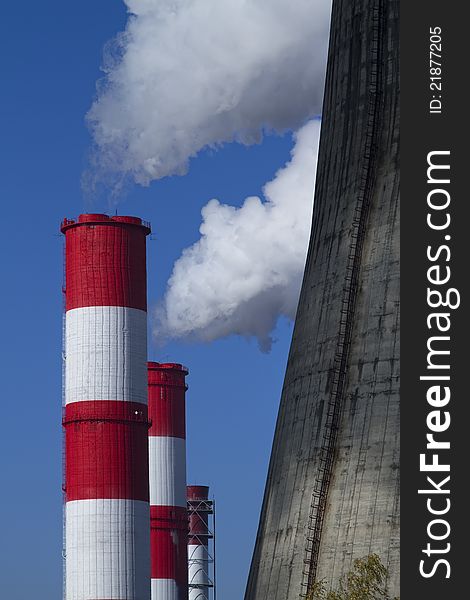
<box><xmin>148</xmin><ymin>362</ymin><xmax>189</xmax><ymax>600</ymax></box>
<box><xmin>187</xmin><ymin>485</ymin><xmax>214</xmax><ymax>600</ymax></box>
<box><xmin>62</xmin><ymin>214</ymin><xmax>151</xmax><ymax>600</ymax></box>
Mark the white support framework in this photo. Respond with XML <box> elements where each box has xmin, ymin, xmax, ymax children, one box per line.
<box><xmin>187</xmin><ymin>497</ymin><xmax>216</xmax><ymax>600</ymax></box>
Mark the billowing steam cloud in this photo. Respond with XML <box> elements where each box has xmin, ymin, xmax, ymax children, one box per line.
<box><xmin>87</xmin><ymin>0</ymin><xmax>331</xmax><ymax>186</ymax></box>
<box><xmin>155</xmin><ymin>119</ymin><xmax>321</xmax><ymax>351</ymax></box>
<box><xmin>87</xmin><ymin>0</ymin><xmax>330</xmax><ymax>348</ymax></box>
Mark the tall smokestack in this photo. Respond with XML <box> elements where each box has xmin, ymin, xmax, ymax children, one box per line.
<box><xmin>61</xmin><ymin>213</ymin><xmax>151</xmax><ymax>599</ymax></box>
<box><xmin>148</xmin><ymin>362</ymin><xmax>189</xmax><ymax>600</ymax></box>
<box><xmin>187</xmin><ymin>486</ymin><xmax>214</xmax><ymax>600</ymax></box>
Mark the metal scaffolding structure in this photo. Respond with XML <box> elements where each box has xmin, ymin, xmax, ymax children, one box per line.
<box><xmin>187</xmin><ymin>488</ymin><xmax>216</xmax><ymax>600</ymax></box>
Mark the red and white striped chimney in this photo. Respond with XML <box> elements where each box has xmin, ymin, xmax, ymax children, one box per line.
<box><xmin>61</xmin><ymin>214</ymin><xmax>151</xmax><ymax>600</ymax></box>
<box><xmin>148</xmin><ymin>362</ymin><xmax>189</xmax><ymax>600</ymax></box>
<box><xmin>187</xmin><ymin>485</ymin><xmax>212</xmax><ymax>600</ymax></box>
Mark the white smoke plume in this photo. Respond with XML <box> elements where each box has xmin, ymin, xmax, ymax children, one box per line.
<box><xmin>155</xmin><ymin>119</ymin><xmax>321</xmax><ymax>351</ymax></box>
<box><xmin>86</xmin><ymin>0</ymin><xmax>331</xmax><ymax>186</ymax></box>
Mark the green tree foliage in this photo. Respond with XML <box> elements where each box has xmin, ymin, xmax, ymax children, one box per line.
<box><xmin>306</xmin><ymin>554</ymin><xmax>399</xmax><ymax>600</ymax></box>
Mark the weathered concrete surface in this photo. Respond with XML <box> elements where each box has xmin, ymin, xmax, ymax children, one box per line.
<box><xmin>244</xmin><ymin>1</ymin><xmax>399</xmax><ymax>598</ymax></box>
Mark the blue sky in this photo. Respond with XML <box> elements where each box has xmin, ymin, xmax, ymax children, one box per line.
<box><xmin>0</xmin><ymin>2</ymin><xmax>314</xmax><ymax>597</ymax></box>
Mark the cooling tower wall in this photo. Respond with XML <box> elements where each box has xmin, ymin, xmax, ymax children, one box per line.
<box><xmin>245</xmin><ymin>0</ymin><xmax>399</xmax><ymax>598</ymax></box>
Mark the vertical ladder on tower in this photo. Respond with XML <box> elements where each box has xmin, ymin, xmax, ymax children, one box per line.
<box><xmin>300</xmin><ymin>2</ymin><xmax>385</xmax><ymax>596</ymax></box>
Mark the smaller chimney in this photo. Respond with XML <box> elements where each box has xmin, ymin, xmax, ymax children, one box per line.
<box><xmin>148</xmin><ymin>362</ymin><xmax>189</xmax><ymax>600</ymax></box>
<box><xmin>187</xmin><ymin>485</ymin><xmax>215</xmax><ymax>600</ymax></box>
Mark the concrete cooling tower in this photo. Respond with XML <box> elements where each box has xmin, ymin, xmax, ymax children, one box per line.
<box><xmin>245</xmin><ymin>0</ymin><xmax>399</xmax><ymax>598</ymax></box>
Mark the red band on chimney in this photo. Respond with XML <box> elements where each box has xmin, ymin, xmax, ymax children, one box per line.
<box><xmin>187</xmin><ymin>486</ymin><xmax>210</xmax><ymax>546</ymax></box>
<box><xmin>64</xmin><ymin>401</ymin><xmax>150</xmax><ymax>502</ymax></box>
<box><xmin>62</xmin><ymin>215</ymin><xmax>150</xmax><ymax>311</ymax></box>
<box><xmin>148</xmin><ymin>362</ymin><xmax>188</xmax><ymax>438</ymax></box>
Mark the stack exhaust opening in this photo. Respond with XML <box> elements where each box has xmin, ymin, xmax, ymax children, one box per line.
<box><xmin>148</xmin><ymin>362</ymin><xmax>189</xmax><ymax>600</ymax></box>
<box><xmin>61</xmin><ymin>214</ymin><xmax>151</xmax><ymax>600</ymax></box>
<box><xmin>187</xmin><ymin>485</ymin><xmax>215</xmax><ymax>600</ymax></box>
